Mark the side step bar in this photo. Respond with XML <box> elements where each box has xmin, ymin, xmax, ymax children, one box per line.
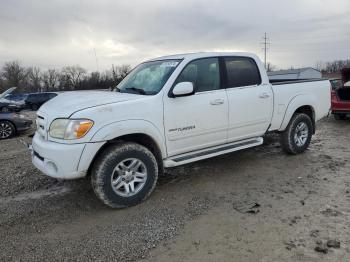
<box><xmin>163</xmin><ymin>137</ymin><xmax>263</xmax><ymax>167</ymax></box>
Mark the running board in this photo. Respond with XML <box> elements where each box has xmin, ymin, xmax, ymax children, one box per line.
<box><xmin>163</xmin><ymin>137</ymin><xmax>263</xmax><ymax>167</ymax></box>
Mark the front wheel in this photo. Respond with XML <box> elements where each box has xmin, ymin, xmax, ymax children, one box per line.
<box><xmin>0</xmin><ymin>121</ymin><xmax>15</xmax><ymax>139</ymax></box>
<box><xmin>280</xmin><ymin>113</ymin><xmax>313</xmax><ymax>155</ymax></box>
<box><xmin>91</xmin><ymin>142</ymin><xmax>158</xmax><ymax>208</ymax></box>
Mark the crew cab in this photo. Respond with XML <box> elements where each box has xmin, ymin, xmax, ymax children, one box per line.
<box><xmin>30</xmin><ymin>52</ymin><xmax>331</xmax><ymax>208</ymax></box>
<box><xmin>331</xmin><ymin>68</ymin><xmax>350</xmax><ymax>120</ymax></box>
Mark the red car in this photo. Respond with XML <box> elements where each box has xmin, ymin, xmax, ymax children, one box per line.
<box><xmin>331</xmin><ymin>68</ymin><xmax>350</xmax><ymax>120</ymax></box>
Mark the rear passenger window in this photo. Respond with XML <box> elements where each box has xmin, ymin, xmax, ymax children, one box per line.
<box><xmin>224</xmin><ymin>57</ymin><xmax>261</xmax><ymax>88</ymax></box>
<box><xmin>176</xmin><ymin>58</ymin><xmax>220</xmax><ymax>92</ymax></box>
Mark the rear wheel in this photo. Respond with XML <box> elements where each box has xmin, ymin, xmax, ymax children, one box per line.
<box><xmin>0</xmin><ymin>121</ymin><xmax>15</xmax><ymax>139</ymax></box>
<box><xmin>280</xmin><ymin>113</ymin><xmax>313</xmax><ymax>154</ymax></box>
<box><xmin>1</xmin><ymin>107</ymin><xmax>9</xmax><ymax>113</ymax></box>
<box><xmin>91</xmin><ymin>142</ymin><xmax>158</xmax><ymax>208</ymax></box>
<box><xmin>334</xmin><ymin>114</ymin><xmax>346</xmax><ymax>120</ymax></box>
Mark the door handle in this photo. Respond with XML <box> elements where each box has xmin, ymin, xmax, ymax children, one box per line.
<box><xmin>259</xmin><ymin>93</ymin><xmax>270</xmax><ymax>99</ymax></box>
<box><xmin>210</xmin><ymin>99</ymin><xmax>224</xmax><ymax>105</ymax></box>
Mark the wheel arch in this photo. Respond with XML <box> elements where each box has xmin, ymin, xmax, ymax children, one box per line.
<box><xmin>279</xmin><ymin>95</ymin><xmax>317</xmax><ymax>134</ymax></box>
<box><xmin>87</xmin><ymin>132</ymin><xmax>165</xmax><ymax>177</ymax></box>
<box><xmin>87</xmin><ymin>120</ymin><xmax>166</xmax><ymax>177</ymax></box>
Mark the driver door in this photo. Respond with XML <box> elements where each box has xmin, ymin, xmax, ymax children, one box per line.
<box><xmin>164</xmin><ymin>57</ymin><xmax>228</xmax><ymax>156</ymax></box>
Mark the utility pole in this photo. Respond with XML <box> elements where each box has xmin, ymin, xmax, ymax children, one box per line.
<box><xmin>261</xmin><ymin>33</ymin><xmax>270</xmax><ymax>69</ymax></box>
<box><xmin>93</xmin><ymin>48</ymin><xmax>99</xmax><ymax>72</ymax></box>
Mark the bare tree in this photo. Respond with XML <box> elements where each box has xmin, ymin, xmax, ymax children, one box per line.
<box><xmin>1</xmin><ymin>61</ymin><xmax>29</xmax><ymax>91</ymax></box>
<box><xmin>315</xmin><ymin>59</ymin><xmax>350</xmax><ymax>73</ymax></box>
<box><xmin>62</xmin><ymin>65</ymin><xmax>87</xmax><ymax>89</ymax></box>
<box><xmin>266</xmin><ymin>62</ymin><xmax>277</xmax><ymax>72</ymax></box>
<box><xmin>28</xmin><ymin>67</ymin><xmax>42</xmax><ymax>92</ymax></box>
<box><xmin>0</xmin><ymin>61</ymin><xmax>131</xmax><ymax>92</ymax></box>
<box><xmin>42</xmin><ymin>69</ymin><xmax>60</xmax><ymax>91</ymax></box>
<box><xmin>111</xmin><ymin>64</ymin><xmax>131</xmax><ymax>84</ymax></box>
<box><xmin>315</xmin><ymin>61</ymin><xmax>325</xmax><ymax>72</ymax></box>
<box><xmin>118</xmin><ymin>65</ymin><xmax>131</xmax><ymax>79</ymax></box>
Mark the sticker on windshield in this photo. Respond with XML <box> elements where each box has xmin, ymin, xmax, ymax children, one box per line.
<box><xmin>160</xmin><ymin>61</ymin><xmax>179</xmax><ymax>68</ymax></box>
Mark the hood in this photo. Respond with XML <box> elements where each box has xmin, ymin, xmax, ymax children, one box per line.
<box><xmin>0</xmin><ymin>98</ymin><xmax>22</xmax><ymax>106</ymax></box>
<box><xmin>39</xmin><ymin>90</ymin><xmax>142</xmax><ymax>117</ymax></box>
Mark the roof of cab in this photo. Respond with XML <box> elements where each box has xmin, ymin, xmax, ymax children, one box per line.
<box><xmin>147</xmin><ymin>52</ymin><xmax>258</xmax><ymax>62</ymax></box>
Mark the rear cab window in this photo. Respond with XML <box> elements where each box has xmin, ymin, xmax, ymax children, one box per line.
<box><xmin>223</xmin><ymin>57</ymin><xmax>261</xmax><ymax>88</ymax></box>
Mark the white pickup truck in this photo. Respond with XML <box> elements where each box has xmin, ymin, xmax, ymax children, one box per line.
<box><xmin>31</xmin><ymin>52</ymin><xmax>330</xmax><ymax>208</ymax></box>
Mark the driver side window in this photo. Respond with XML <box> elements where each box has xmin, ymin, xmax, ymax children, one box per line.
<box><xmin>176</xmin><ymin>58</ymin><xmax>220</xmax><ymax>92</ymax></box>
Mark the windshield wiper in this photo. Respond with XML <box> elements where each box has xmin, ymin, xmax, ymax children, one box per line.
<box><xmin>125</xmin><ymin>87</ymin><xmax>147</xmax><ymax>95</ymax></box>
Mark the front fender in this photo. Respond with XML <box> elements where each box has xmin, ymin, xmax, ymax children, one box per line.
<box><xmin>279</xmin><ymin>94</ymin><xmax>316</xmax><ymax>131</ymax></box>
<box><xmin>90</xmin><ymin>119</ymin><xmax>167</xmax><ymax>158</ymax></box>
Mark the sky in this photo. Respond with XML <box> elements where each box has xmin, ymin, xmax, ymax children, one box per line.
<box><xmin>0</xmin><ymin>0</ymin><xmax>349</xmax><ymax>71</ymax></box>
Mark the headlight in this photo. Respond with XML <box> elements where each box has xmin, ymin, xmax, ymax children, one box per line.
<box><xmin>49</xmin><ymin>119</ymin><xmax>94</xmax><ymax>140</ymax></box>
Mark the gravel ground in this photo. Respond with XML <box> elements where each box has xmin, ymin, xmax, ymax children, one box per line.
<box><xmin>1</xmin><ymin>115</ymin><xmax>350</xmax><ymax>261</ymax></box>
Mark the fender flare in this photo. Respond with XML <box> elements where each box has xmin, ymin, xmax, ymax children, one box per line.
<box><xmin>90</xmin><ymin>119</ymin><xmax>167</xmax><ymax>158</ymax></box>
<box><xmin>279</xmin><ymin>94</ymin><xmax>317</xmax><ymax>131</ymax></box>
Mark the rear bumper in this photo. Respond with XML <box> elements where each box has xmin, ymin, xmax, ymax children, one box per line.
<box><xmin>31</xmin><ymin>133</ymin><xmax>105</xmax><ymax>179</ymax></box>
<box><xmin>332</xmin><ymin>110</ymin><xmax>350</xmax><ymax>115</ymax></box>
<box><xmin>331</xmin><ymin>100</ymin><xmax>350</xmax><ymax>113</ymax></box>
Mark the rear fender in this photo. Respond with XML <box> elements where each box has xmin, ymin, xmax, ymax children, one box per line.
<box><xmin>279</xmin><ymin>94</ymin><xmax>317</xmax><ymax>131</ymax></box>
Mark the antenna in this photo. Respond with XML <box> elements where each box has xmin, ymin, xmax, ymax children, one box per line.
<box><xmin>93</xmin><ymin>48</ymin><xmax>99</xmax><ymax>72</ymax></box>
<box><xmin>261</xmin><ymin>33</ymin><xmax>271</xmax><ymax>69</ymax></box>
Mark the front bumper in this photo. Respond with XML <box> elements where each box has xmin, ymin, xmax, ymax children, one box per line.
<box><xmin>31</xmin><ymin>133</ymin><xmax>105</xmax><ymax>179</ymax></box>
<box><xmin>16</xmin><ymin>119</ymin><xmax>33</xmax><ymax>132</ymax></box>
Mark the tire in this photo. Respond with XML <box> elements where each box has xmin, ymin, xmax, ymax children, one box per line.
<box><xmin>91</xmin><ymin>142</ymin><xmax>158</xmax><ymax>208</ymax></box>
<box><xmin>0</xmin><ymin>120</ymin><xmax>15</xmax><ymax>140</ymax></box>
<box><xmin>334</xmin><ymin>114</ymin><xmax>346</xmax><ymax>120</ymax></box>
<box><xmin>280</xmin><ymin>113</ymin><xmax>313</xmax><ymax>155</ymax></box>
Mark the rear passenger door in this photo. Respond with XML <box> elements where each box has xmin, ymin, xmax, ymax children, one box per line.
<box><xmin>223</xmin><ymin>56</ymin><xmax>273</xmax><ymax>142</ymax></box>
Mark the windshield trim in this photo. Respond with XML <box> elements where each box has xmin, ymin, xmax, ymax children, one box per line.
<box><xmin>116</xmin><ymin>58</ymin><xmax>183</xmax><ymax>96</ymax></box>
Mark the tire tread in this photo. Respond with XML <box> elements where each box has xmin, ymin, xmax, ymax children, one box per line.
<box><xmin>91</xmin><ymin>142</ymin><xmax>158</xmax><ymax>208</ymax></box>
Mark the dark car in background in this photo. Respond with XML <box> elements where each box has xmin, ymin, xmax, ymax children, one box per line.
<box><xmin>0</xmin><ymin>93</ymin><xmax>28</xmax><ymax>112</ymax></box>
<box><xmin>0</xmin><ymin>112</ymin><xmax>32</xmax><ymax>139</ymax></box>
<box><xmin>6</xmin><ymin>92</ymin><xmax>58</xmax><ymax>111</ymax></box>
<box><xmin>24</xmin><ymin>92</ymin><xmax>58</xmax><ymax>110</ymax></box>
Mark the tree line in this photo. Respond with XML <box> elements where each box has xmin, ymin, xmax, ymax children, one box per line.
<box><xmin>0</xmin><ymin>61</ymin><xmax>131</xmax><ymax>93</ymax></box>
<box><xmin>315</xmin><ymin>59</ymin><xmax>350</xmax><ymax>73</ymax></box>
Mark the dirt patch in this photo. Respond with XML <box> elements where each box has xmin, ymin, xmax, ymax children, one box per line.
<box><xmin>1</xmin><ymin>116</ymin><xmax>350</xmax><ymax>261</ymax></box>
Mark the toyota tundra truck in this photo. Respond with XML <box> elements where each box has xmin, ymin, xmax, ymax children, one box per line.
<box><xmin>30</xmin><ymin>52</ymin><xmax>331</xmax><ymax>208</ymax></box>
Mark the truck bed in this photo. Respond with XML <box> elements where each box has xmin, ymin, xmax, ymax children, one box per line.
<box><xmin>268</xmin><ymin>79</ymin><xmax>331</xmax><ymax>131</ymax></box>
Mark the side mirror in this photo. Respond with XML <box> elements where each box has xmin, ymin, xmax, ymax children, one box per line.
<box><xmin>171</xmin><ymin>82</ymin><xmax>194</xmax><ymax>97</ymax></box>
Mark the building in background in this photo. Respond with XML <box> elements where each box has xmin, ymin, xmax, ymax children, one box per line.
<box><xmin>268</xmin><ymin>67</ymin><xmax>322</xmax><ymax>80</ymax></box>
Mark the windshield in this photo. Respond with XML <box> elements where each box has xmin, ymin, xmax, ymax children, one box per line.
<box><xmin>116</xmin><ymin>59</ymin><xmax>181</xmax><ymax>95</ymax></box>
<box><xmin>0</xmin><ymin>87</ymin><xmax>17</xmax><ymax>99</ymax></box>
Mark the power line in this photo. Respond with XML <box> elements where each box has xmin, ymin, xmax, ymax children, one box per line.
<box><xmin>261</xmin><ymin>33</ymin><xmax>271</xmax><ymax>68</ymax></box>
